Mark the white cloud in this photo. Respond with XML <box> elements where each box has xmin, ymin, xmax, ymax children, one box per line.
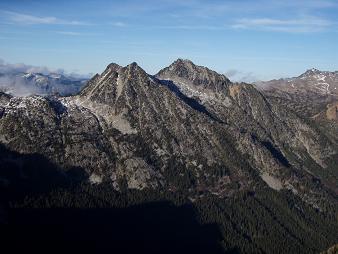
<box><xmin>231</xmin><ymin>16</ymin><xmax>333</xmax><ymax>33</ymax></box>
<box><xmin>154</xmin><ymin>25</ymin><xmax>225</xmax><ymax>30</ymax></box>
<box><xmin>0</xmin><ymin>60</ymin><xmax>63</xmax><ymax>75</ymax></box>
<box><xmin>0</xmin><ymin>58</ymin><xmax>90</xmax><ymax>78</ymax></box>
<box><xmin>271</xmin><ymin>0</ymin><xmax>338</xmax><ymax>9</ymax></box>
<box><xmin>1</xmin><ymin>11</ymin><xmax>88</xmax><ymax>25</ymax></box>
<box><xmin>225</xmin><ymin>69</ymin><xmax>259</xmax><ymax>83</ymax></box>
<box><xmin>0</xmin><ymin>59</ymin><xmax>90</xmax><ymax>96</ymax></box>
<box><xmin>112</xmin><ymin>21</ymin><xmax>127</xmax><ymax>27</ymax></box>
<box><xmin>164</xmin><ymin>0</ymin><xmax>338</xmax><ymax>19</ymax></box>
<box><xmin>56</xmin><ymin>31</ymin><xmax>83</xmax><ymax>36</ymax></box>
<box><xmin>0</xmin><ymin>75</ymin><xmax>43</xmax><ymax>96</ymax></box>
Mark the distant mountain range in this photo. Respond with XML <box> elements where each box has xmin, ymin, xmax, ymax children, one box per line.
<box><xmin>0</xmin><ymin>60</ymin><xmax>337</xmax><ymax>253</ymax></box>
<box><xmin>258</xmin><ymin>68</ymin><xmax>338</xmax><ymax>96</ymax></box>
<box><xmin>0</xmin><ymin>71</ymin><xmax>88</xmax><ymax>96</ymax></box>
<box><xmin>258</xmin><ymin>68</ymin><xmax>338</xmax><ymax>119</ymax></box>
<box><xmin>259</xmin><ymin>69</ymin><xmax>338</xmax><ymax>145</ymax></box>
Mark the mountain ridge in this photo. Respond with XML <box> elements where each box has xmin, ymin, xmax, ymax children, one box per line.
<box><xmin>0</xmin><ymin>59</ymin><xmax>337</xmax><ymax>205</ymax></box>
<box><xmin>258</xmin><ymin>68</ymin><xmax>338</xmax><ymax>96</ymax></box>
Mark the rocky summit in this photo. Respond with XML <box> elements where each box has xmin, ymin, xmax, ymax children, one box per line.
<box><xmin>0</xmin><ymin>60</ymin><xmax>337</xmax><ymax>253</ymax></box>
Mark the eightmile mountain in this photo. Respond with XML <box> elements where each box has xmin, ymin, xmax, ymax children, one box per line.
<box><xmin>0</xmin><ymin>59</ymin><xmax>337</xmax><ymax>254</ymax></box>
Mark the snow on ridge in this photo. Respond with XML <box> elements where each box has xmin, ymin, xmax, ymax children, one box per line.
<box><xmin>314</xmin><ymin>74</ymin><xmax>326</xmax><ymax>81</ymax></box>
<box><xmin>165</xmin><ymin>79</ymin><xmax>232</xmax><ymax>107</ymax></box>
<box><xmin>60</xmin><ymin>96</ymin><xmax>137</xmax><ymax>134</ymax></box>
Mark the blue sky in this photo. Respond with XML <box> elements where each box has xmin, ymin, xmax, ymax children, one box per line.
<box><xmin>0</xmin><ymin>0</ymin><xmax>337</xmax><ymax>81</ymax></box>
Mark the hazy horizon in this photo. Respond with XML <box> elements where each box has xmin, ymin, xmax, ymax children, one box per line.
<box><xmin>1</xmin><ymin>57</ymin><xmax>337</xmax><ymax>84</ymax></box>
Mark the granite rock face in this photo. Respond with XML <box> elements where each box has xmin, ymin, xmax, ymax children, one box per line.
<box><xmin>0</xmin><ymin>60</ymin><xmax>337</xmax><ymax>207</ymax></box>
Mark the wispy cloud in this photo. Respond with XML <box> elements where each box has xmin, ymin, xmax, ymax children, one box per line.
<box><xmin>0</xmin><ymin>58</ymin><xmax>64</xmax><ymax>74</ymax></box>
<box><xmin>270</xmin><ymin>0</ymin><xmax>338</xmax><ymax>9</ymax></box>
<box><xmin>56</xmin><ymin>31</ymin><xmax>83</xmax><ymax>36</ymax></box>
<box><xmin>164</xmin><ymin>0</ymin><xmax>338</xmax><ymax>20</ymax></box>
<box><xmin>1</xmin><ymin>11</ymin><xmax>88</xmax><ymax>25</ymax></box>
<box><xmin>111</xmin><ymin>21</ymin><xmax>127</xmax><ymax>27</ymax></box>
<box><xmin>0</xmin><ymin>58</ymin><xmax>91</xmax><ymax>78</ymax></box>
<box><xmin>100</xmin><ymin>1</ymin><xmax>337</xmax><ymax>33</ymax></box>
<box><xmin>225</xmin><ymin>69</ymin><xmax>259</xmax><ymax>83</ymax></box>
<box><xmin>153</xmin><ymin>25</ymin><xmax>225</xmax><ymax>30</ymax></box>
<box><xmin>106</xmin><ymin>22</ymin><xmax>226</xmax><ymax>31</ymax></box>
<box><xmin>231</xmin><ymin>16</ymin><xmax>333</xmax><ymax>33</ymax></box>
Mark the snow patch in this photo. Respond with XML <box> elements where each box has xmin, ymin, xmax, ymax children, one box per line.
<box><xmin>315</xmin><ymin>82</ymin><xmax>330</xmax><ymax>93</ymax></box>
<box><xmin>314</xmin><ymin>74</ymin><xmax>326</xmax><ymax>81</ymax></box>
<box><xmin>61</xmin><ymin>97</ymin><xmax>137</xmax><ymax>134</ymax></box>
<box><xmin>89</xmin><ymin>173</ymin><xmax>103</xmax><ymax>184</ymax></box>
<box><xmin>116</xmin><ymin>74</ymin><xmax>124</xmax><ymax>100</ymax></box>
<box><xmin>111</xmin><ymin>113</ymin><xmax>137</xmax><ymax>134</ymax></box>
<box><xmin>167</xmin><ymin>79</ymin><xmax>231</xmax><ymax>107</ymax></box>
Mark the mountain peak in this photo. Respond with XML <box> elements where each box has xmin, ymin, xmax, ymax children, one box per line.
<box><xmin>174</xmin><ymin>58</ymin><xmax>194</xmax><ymax>65</ymax></box>
<box><xmin>79</xmin><ymin>61</ymin><xmax>151</xmax><ymax>107</ymax></box>
<box><xmin>168</xmin><ymin>58</ymin><xmax>197</xmax><ymax>71</ymax></box>
<box><xmin>127</xmin><ymin>61</ymin><xmax>139</xmax><ymax>67</ymax></box>
<box><xmin>106</xmin><ymin>63</ymin><xmax>122</xmax><ymax>72</ymax></box>
<box><xmin>261</xmin><ymin>67</ymin><xmax>338</xmax><ymax>96</ymax></box>
<box><xmin>156</xmin><ymin>59</ymin><xmax>231</xmax><ymax>93</ymax></box>
<box><xmin>125</xmin><ymin>62</ymin><xmax>148</xmax><ymax>79</ymax></box>
<box><xmin>301</xmin><ymin>68</ymin><xmax>321</xmax><ymax>77</ymax></box>
<box><xmin>126</xmin><ymin>61</ymin><xmax>144</xmax><ymax>72</ymax></box>
<box><xmin>104</xmin><ymin>62</ymin><xmax>144</xmax><ymax>73</ymax></box>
